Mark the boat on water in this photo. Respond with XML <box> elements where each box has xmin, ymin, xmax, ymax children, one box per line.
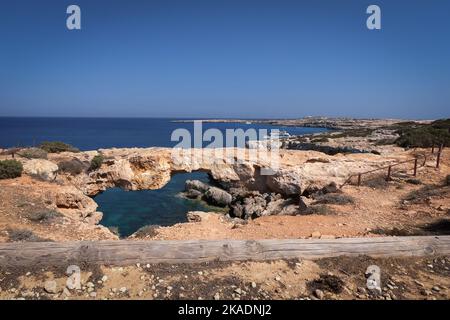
<box><xmin>263</xmin><ymin>130</ymin><xmax>291</xmax><ymax>139</ymax></box>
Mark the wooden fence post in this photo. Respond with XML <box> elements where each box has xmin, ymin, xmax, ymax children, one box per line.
<box><xmin>436</xmin><ymin>144</ymin><xmax>443</xmax><ymax>168</ymax></box>
<box><xmin>413</xmin><ymin>158</ymin><xmax>418</xmax><ymax>176</ymax></box>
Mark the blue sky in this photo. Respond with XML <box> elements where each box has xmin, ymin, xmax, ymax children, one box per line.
<box><xmin>0</xmin><ymin>0</ymin><xmax>449</xmax><ymax>119</ymax></box>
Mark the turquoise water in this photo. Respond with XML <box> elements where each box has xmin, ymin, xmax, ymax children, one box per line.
<box><xmin>94</xmin><ymin>172</ymin><xmax>214</xmax><ymax>237</ymax></box>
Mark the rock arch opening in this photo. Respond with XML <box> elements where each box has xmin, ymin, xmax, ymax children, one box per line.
<box><xmin>94</xmin><ymin>171</ymin><xmax>219</xmax><ymax>237</ymax></box>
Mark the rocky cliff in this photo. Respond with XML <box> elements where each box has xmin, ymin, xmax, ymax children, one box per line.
<box><xmin>0</xmin><ymin>146</ymin><xmax>437</xmax><ymax>242</ymax></box>
<box><xmin>45</xmin><ymin>147</ymin><xmax>405</xmax><ymax>196</ymax></box>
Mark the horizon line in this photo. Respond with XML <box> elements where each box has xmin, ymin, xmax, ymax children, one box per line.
<box><xmin>0</xmin><ymin>116</ymin><xmax>437</xmax><ymax>121</ymax></box>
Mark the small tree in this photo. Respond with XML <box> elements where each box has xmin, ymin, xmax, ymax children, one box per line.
<box><xmin>39</xmin><ymin>141</ymin><xmax>79</xmax><ymax>153</ymax></box>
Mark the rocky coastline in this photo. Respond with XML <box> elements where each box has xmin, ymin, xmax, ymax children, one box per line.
<box><xmin>0</xmin><ymin>118</ymin><xmax>449</xmax><ymax>301</ymax></box>
<box><xmin>0</xmin><ymin>118</ymin><xmax>448</xmax><ymax>244</ymax></box>
<box><xmin>173</xmin><ymin>116</ymin><xmax>431</xmax><ymax>130</ymax></box>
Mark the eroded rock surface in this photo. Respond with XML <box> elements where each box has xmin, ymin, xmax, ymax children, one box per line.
<box><xmin>20</xmin><ymin>147</ymin><xmax>410</xmax><ymax>222</ymax></box>
<box><xmin>47</xmin><ymin>148</ymin><xmax>404</xmax><ymax>198</ymax></box>
<box><xmin>23</xmin><ymin>159</ymin><xmax>58</xmax><ymax>181</ymax></box>
<box><xmin>203</xmin><ymin>187</ymin><xmax>233</xmax><ymax>207</ymax></box>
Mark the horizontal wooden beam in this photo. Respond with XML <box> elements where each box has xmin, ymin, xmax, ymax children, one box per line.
<box><xmin>0</xmin><ymin>236</ymin><xmax>449</xmax><ymax>268</ymax></box>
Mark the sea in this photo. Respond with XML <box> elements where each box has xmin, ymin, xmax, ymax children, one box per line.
<box><xmin>0</xmin><ymin>117</ymin><xmax>327</xmax><ymax>236</ymax></box>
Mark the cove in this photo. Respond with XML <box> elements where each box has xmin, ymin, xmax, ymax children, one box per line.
<box><xmin>94</xmin><ymin>172</ymin><xmax>214</xmax><ymax>237</ymax></box>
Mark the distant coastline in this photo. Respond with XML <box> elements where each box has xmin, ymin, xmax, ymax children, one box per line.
<box><xmin>172</xmin><ymin>117</ymin><xmax>430</xmax><ymax>130</ymax></box>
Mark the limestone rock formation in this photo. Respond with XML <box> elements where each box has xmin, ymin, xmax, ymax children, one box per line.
<box><xmin>11</xmin><ymin>147</ymin><xmax>411</xmax><ymax>228</ymax></box>
<box><xmin>266</xmin><ymin>169</ymin><xmax>303</xmax><ymax>196</ymax></box>
<box><xmin>84</xmin><ymin>211</ymin><xmax>103</xmax><ymax>225</ymax></box>
<box><xmin>54</xmin><ymin>186</ymin><xmax>98</xmax><ymax>218</ymax></box>
<box><xmin>23</xmin><ymin>159</ymin><xmax>58</xmax><ymax>181</ymax></box>
<box><xmin>187</xmin><ymin>211</ymin><xmax>214</xmax><ymax>222</ymax></box>
<box><xmin>184</xmin><ymin>189</ymin><xmax>203</xmax><ymax>199</ymax></box>
<box><xmin>203</xmin><ymin>187</ymin><xmax>233</xmax><ymax>207</ymax></box>
<box><xmin>45</xmin><ymin>147</ymin><xmax>400</xmax><ymax>199</ymax></box>
<box><xmin>230</xmin><ymin>191</ymin><xmax>299</xmax><ymax>219</ymax></box>
<box><xmin>185</xmin><ymin>179</ymin><xmax>210</xmax><ymax>193</ymax></box>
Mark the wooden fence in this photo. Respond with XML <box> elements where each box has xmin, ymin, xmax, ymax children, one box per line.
<box><xmin>341</xmin><ymin>145</ymin><xmax>445</xmax><ymax>188</ymax></box>
<box><xmin>0</xmin><ymin>236</ymin><xmax>449</xmax><ymax>268</ymax></box>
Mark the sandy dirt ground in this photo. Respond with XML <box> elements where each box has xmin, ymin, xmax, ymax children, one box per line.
<box><xmin>0</xmin><ymin>255</ymin><xmax>448</xmax><ymax>300</ymax></box>
<box><xmin>0</xmin><ymin>176</ymin><xmax>116</xmax><ymax>243</ymax></box>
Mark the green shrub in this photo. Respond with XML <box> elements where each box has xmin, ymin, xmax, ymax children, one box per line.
<box><xmin>57</xmin><ymin>159</ymin><xmax>86</xmax><ymax>175</ymax></box>
<box><xmin>395</xmin><ymin>125</ymin><xmax>450</xmax><ymax>148</ymax></box>
<box><xmin>39</xmin><ymin>141</ymin><xmax>79</xmax><ymax>153</ymax></box>
<box><xmin>431</xmin><ymin>118</ymin><xmax>450</xmax><ymax>130</ymax></box>
<box><xmin>18</xmin><ymin>147</ymin><xmax>48</xmax><ymax>159</ymax></box>
<box><xmin>0</xmin><ymin>160</ymin><xmax>23</xmax><ymax>179</ymax></box>
<box><xmin>89</xmin><ymin>154</ymin><xmax>104</xmax><ymax>171</ymax></box>
<box><xmin>383</xmin><ymin>121</ymin><xmax>423</xmax><ymax>131</ymax></box>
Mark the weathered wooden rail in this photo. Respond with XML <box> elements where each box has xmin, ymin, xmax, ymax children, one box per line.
<box><xmin>0</xmin><ymin>236</ymin><xmax>449</xmax><ymax>268</ymax></box>
<box><xmin>340</xmin><ymin>145</ymin><xmax>445</xmax><ymax>188</ymax></box>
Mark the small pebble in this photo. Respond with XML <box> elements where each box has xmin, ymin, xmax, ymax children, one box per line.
<box><xmin>314</xmin><ymin>289</ymin><xmax>324</xmax><ymax>300</ymax></box>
